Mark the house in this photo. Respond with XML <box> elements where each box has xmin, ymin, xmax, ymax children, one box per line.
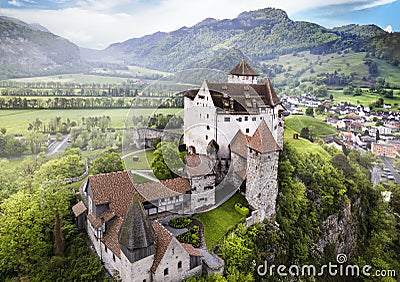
<box><xmin>371</xmin><ymin>142</ymin><xmax>397</xmax><ymax>158</ymax></box>
<box><xmin>74</xmin><ymin>171</ymin><xmax>207</xmax><ymax>281</ymax></box>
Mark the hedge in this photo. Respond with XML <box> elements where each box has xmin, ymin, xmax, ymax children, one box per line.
<box><xmin>169</xmin><ymin>217</ymin><xmax>192</xmax><ymax>229</ymax></box>
<box><xmin>234</xmin><ymin>203</ymin><xmax>249</xmax><ymax>216</ymax></box>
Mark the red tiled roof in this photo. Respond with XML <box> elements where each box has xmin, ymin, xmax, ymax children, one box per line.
<box><xmin>206</xmin><ymin>79</ymin><xmax>280</xmax><ymax>113</ymax></box>
<box><xmin>151</xmin><ymin>221</ymin><xmax>173</xmax><ymax>272</ymax></box>
<box><xmin>88</xmin><ymin>171</ymin><xmax>140</xmax><ymax>217</ymax></box>
<box><xmin>184</xmin><ymin>154</ymin><xmax>215</xmax><ymax>177</ymax></box>
<box><xmin>136</xmin><ymin>182</ymin><xmax>181</xmax><ymax>202</ymax></box>
<box><xmin>162</xmin><ymin>178</ymin><xmax>192</xmax><ymax>194</ymax></box>
<box><xmin>72</xmin><ymin>201</ymin><xmax>87</xmax><ymax>217</ymax></box>
<box><xmin>228</xmin><ymin>60</ymin><xmax>259</xmax><ymax>76</ymax></box>
<box><xmin>230</xmin><ymin>130</ymin><xmax>249</xmax><ymax>158</ymax></box>
<box><xmin>235</xmin><ymin>169</ymin><xmax>247</xmax><ymax>181</ymax></box>
<box><xmin>181</xmin><ymin>243</ymin><xmax>203</xmax><ymax>257</ymax></box>
<box><xmin>88</xmin><ymin>210</ymin><xmax>116</xmax><ymax>229</ymax></box>
<box><xmin>102</xmin><ymin>218</ymin><xmax>123</xmax><ymax>258</ymax></box>
<box><xmin>248</xmin><ymin>121</ymin><xmax>281</xmax><ymax>153</ymax></box>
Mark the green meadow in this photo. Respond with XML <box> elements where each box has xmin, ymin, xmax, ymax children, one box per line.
<box><xmin>0</xmin><ymin>108</ymin><xmax>181</xmax><ymax>135</ymax></box>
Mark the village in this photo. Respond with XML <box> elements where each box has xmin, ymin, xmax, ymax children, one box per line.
<box><xmin>282</xmin><ymin>93</ymin><xmax>400</xmax><ymax>184</ymax></box>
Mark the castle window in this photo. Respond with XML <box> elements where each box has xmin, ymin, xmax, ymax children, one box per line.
<box><xmin>143</xmin><ymin>280</ymin><xmax>146</xmax><ymax>282</ymax></box>
<box><xmin>207</xmin><ymin>125</ymin><xmax>210</xmax><ymax>130</ymax></box>
<box><xmin>224</xmin><ymin>117</ymin><xmax>230</xmax><ymax>122</ymax></box>
<box><xmin>164</xmin><ymin>268</ymin><xmax>169</xmax><ymax>276</ymax></box>
<box><xmin>245</xmin><ymin>116</ymin><xmax>248</xmax><ymax>121</ymax></box>
<box><xmin>252</xmin><ymin>117</ymin><xmax>256</xmax><ymax>121</ymax></box>
<box><xmin>237</xmin><ymin>117</ymin><xmax>242</xmax><ymax>122</ymax></box>
<box><xmin>112</xmin><ymin>254</ymin><xmax>115</xmax><ymax>261</ymax></box>
<box><xmin>260</xmin><ymin>117</ymin><xmax>262</xmax><ymax>120</ymax></box>
<box><xmin>207</xmin><ymin>114</ymin><xmax>209</xmax><ymax>118</ymax></box>
<box><xmin>105</xmin><ymin>245</ymin><xmax>108</xmax><ymax>253</ymax></box>
<box><xmin>246</xmin><ymin>128</ymin><xmax>249</xmax><ymax>134</ymax></box>
<box><xmin>205</xmin><ymin>135</ymin><xmax>208</xmax><ymax>140</ymax></box>
<box><xmin>178</xmin><ymin>261</ymin><xmax>182</xmax><ymax>269</ymax></box>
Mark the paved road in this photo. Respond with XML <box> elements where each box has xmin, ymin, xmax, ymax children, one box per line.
<box><xmin>371</xmin><ymin>163</ymin><xmax>381</xmax><ymax>185</ymax></box>
<box><xmin>381</xmin><ymin>157</ymin><xmax>400</xmax><ymax>183</ymax></box>
<box><xmin>46</xmin><ymin>135</ymin><xmax>70</xmax><ymax>156</ymax></box>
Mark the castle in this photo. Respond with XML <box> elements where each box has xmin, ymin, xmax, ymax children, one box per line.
<box><xmin>72</xmin><ymin>60</ymin><xmax>284</xmax><ymax>281</ymax></box>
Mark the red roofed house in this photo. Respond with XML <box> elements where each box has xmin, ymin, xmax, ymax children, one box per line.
<box><xmin>76</xmin><ymin>171</ymin><xmax>204</xmax><ymax>281</ymax></box>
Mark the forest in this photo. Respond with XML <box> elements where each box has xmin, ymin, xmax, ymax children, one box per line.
<box><xmin>186</xmin><ymin>143</ymin><xmax>400</xmax><ymax>281</ymax></box>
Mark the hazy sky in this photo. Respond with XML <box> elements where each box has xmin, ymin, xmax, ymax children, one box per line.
<box><xmin>0</xmin><ymin>0</ymin><xmax>398</xmax><ymax>49</ymax></box>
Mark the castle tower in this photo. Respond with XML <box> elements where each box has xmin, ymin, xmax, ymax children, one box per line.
<box><xmin>245</xmin><ymin>121</ymin><xmax>281</xmax><ymax>222</ymax></box>
<box><xmin>119</xmin><ymin>195</ymin><xmax>155</xmax><ymax>281</ymax></box>
<box><xmin>228</xmin><ymin>60</ymin><xmax>259</xmax><ymax>84</ymax></box>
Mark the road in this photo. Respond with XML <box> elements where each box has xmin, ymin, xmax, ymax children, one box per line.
<box><xmin>381</xmin><ymin>157</ymin><xmax>400</xmax><ymax>183</ymax></box>
<box><xmin>46</xmin><ymin>135</ymin><xmax>70</xmax><ymax>156</ymax></box>
<box><xmin>371</xmin><ymin>163</ymin><xmax>382</xmax><ymax>185</ymax></box>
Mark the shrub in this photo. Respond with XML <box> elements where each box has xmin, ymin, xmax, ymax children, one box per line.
<box><xmin>177</xmin><ymin>225</ymin><xmax>201</xmax><ymax>248</ymax></box>
<box><xmin>169</xmin><ymin>217</ymin><xmax>192</xmax><ymax>229</ymax></box>
<box><xmin>234</xmin><ymin>203</ymin><xmax>249</xmax><ymax>216</ymax></box>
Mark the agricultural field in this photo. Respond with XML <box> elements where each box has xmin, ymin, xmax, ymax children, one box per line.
<box><xmin>8</xmin><ymin>73</ymin><xmax>131</xmax><ymax>84</ymax></box>
<box><xmin>269</xmin><ymin>51</ymin><xmax>400</xmax><ymax>90</ymax></box>
<box><xmin>285</xmin><ymin>115</ymin><xmax>338</xmax><ymax>137</ymax></box>
<box><xmin>329</xmin><ymin>89</ymin><xmax>400</xmax><ymax>109</ymax></box>
<box><xmin>0</xmin><ymin>108</ymin><xmax>181</xmax><ymax>134</ymax></box>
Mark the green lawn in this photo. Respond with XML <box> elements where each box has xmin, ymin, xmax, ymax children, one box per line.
<box><xmin>0</xmin><ymin>108</ymin><xmax>181</xmax><ymax>134</ymax></box>
<box><xmin>285</xmin><ymin>115</ymin><xmax>337</xmax><ymax>137</ymax></box>
<box><xmin>123</xmin><ymin>150</ymin><xmax>155</xmax><ymax>170</ymax></box>
<box><xmin>194</xmin><ymin>193</ymin><xmax>247</xmax><ymax>251</ymax></box>
<box><xmin>131</xmin><ymin>173</ymin><xmax>153</xmax><ymax>184</ymax></box>
<box><xmin>8</xmin><ymin>73</ymin><xmax>131</xmax><ymax>84</ymax></box>
<box><xmin>329</xmin><ymin>89</ymin><xmax>400</xmax><ymax>109</ymax></box>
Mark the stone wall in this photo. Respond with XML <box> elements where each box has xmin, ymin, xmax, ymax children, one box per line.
<box><xmin>120</xmin><ymin>252</ymin><xmax>154</xmax><ymax>282</ymax></box>
<box><xmin>87</xmin><ymin>221</ymin><xmax>121</xmax><ymax>277</ymax></box>
<box><xmin>245</xmin><ymin>149</ymin><xmax>279</xmax><ymax>222</ymax></box>
<box><xmin>191</xmin><ymin>174</ymin><xmax>215</xmax><ymax>193</ymax></box>
<box><xmin>190</xmin><ymin>189</ymin><xmax>216</xmax><ymax>212</ymax></box>
<box><xmin>152</xmin><ymin>238</ymin><xmax>192</xmax><ymax>282</ymax></box>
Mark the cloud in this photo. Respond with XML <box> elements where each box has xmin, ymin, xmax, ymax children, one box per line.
<box><xmin>352</xmin><ymin>0</ymin><xmax>396</xmax><ymax>10</ymax></box>
<box><xmin>1</xmin><ymin>0</ymin><xmax>397</xmax><ymax>49</ymax></box>
<box><xmin>384</xmin><ymin>25</ymin><xmax>393</xmax><ymax>32</ymax></box>
<box><xmin>7</xmin><ymin>0</ymin><xmax>23</xmax><ymax>7</ymax></box>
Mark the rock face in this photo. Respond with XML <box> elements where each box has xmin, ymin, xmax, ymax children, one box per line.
<box><xmin>316</xmin><ymin>201</ymin><xmax>358</xmax><ymax>257</ymax></box>
<box><xmin>0</xmin><ymin>16</ymin><xmax>82</xmax><ymax>78</ymax></box>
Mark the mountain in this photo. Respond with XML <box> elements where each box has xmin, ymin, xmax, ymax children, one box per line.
<box><xmin>84</xmin><ymin>8</ymin><xmax>399</xmax><ymax>75</ymax></box>
<box><xmin>0</xmin><ymin>16</ymin><xmax>82</xmax><ymax>79</ymax></box>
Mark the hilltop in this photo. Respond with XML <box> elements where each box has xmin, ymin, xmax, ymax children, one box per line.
<box><xmin>0</xmin><ymin>16</ymin><xmax>82</xmax><ymax>79</ymax></box>
<box><xmin>80</xmin><ymin>8</ymin><xmax>399</xmax><ymax>88</ymax></box>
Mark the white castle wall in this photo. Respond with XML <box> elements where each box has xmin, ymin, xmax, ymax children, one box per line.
<box><xmin>120</xmin><ymin>252</ymin><xmax>154</xmax><ymax>282</ymax></box>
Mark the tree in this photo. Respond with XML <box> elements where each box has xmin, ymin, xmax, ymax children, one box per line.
<box><xmin>300</xmin><ymin>127</ymin><xmax>310</xmax><ymax>140</ymax></box>
<box><xmin>151</xmin><ymin>142</ymin><xmax>183</xmax><ymax>180</ymax></box>
<box><xmin>305</xmin><ymin>107</ymin><xmax>314</xmax><ymax>117</ymax></box>
<box><xmin>90</xmin><ymin>150</ymin><xmax>124</xmax><ymax>174</ymax></box>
